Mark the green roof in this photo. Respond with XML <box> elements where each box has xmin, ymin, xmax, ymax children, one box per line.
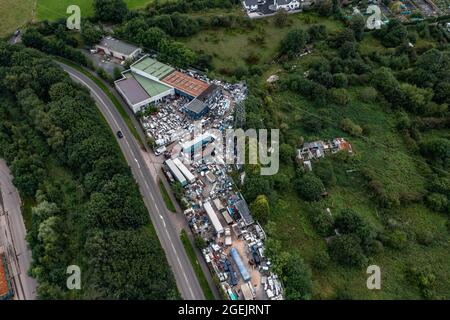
<box><xmin>132</xmin><ymin>57</ymin><xmax>175</xmax><ymax>80</ymax></box>
<box><xmin>133</xmin><ymin>73</ymin><xmax>172</xmax><ymax>97</ymax></box>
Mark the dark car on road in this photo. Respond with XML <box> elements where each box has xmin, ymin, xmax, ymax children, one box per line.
<box><xmin>116</xmin><ymin>130</ymin><xmax>124</xmax><ymax>139</ymax></box>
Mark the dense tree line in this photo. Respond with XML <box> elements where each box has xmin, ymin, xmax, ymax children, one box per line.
<box><xmin>0</xmin><ymin>43</ymin><xmax>178</xmax><ymax>299</ymax></box>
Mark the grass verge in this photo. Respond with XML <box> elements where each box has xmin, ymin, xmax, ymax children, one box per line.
<box><xmin>159</xmin><ymin>180</ymin><xmax>176</xmax><ymax>213</ymax></box>
<box><xmin>21</xmin><ymin>196</ymin><xmax>35</xmax><ymax>231</ymax></box>
<box><xmin>180</xmin><ymin>230</ymin><xmax>215</xmax><ymax>300</ymax></box>
<box><xmin>55</xmin><ymin>57</ymin><xmax>144</xmax><ymax>147</ymax></box>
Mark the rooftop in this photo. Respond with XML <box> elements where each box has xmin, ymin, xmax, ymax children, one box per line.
<box><xmin>0</xmin><ymin>254</ymin><xmax>11</xmax><ymax>299</ymax></box>
<box><xmin>97</xmin><ymin>36</ymin><xmax>140</xmax><ymax>56</ymax></box>
<box><xmin>115</xmin><ymin>74</ymin><xmax>151</xmax><ymax>106</ymax></box>
<box><xmin>162</xmin><ymin>71</ymin><xmax>209</xmax><ymax>98</ymax></box>
<box><xmin>133</xmin><ymin>73</ymin><xmax>173</xmax><ymax>97</ymax></box>
<box><xmin>132</xmin><ymin>57</ymin><xmax>175</xmax><ymax>80</ymax></box>
<box><xmin>186</xmin><ymin>99</ymin><xmax>208</xmax><ymax>115</ymax></box>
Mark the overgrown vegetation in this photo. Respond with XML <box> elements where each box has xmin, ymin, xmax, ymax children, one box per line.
<box><xmin>166</xmin><ymin>4</ymin><xmax>449</xmax><ymax>299</ymax></box>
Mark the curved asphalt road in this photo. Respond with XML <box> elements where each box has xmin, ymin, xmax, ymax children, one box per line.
<box><xmin>58</xmin><ymin>62</ymin><xmax>204</xmax><ymax>300</ymax></box>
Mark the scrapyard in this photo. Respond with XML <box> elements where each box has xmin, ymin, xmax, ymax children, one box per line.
<box><xmin>120</xmin><ymin>56</ymin><xmax>284</xmax><ymax>300</ymax></box>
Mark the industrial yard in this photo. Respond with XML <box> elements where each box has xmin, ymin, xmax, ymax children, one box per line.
<box><xmin>116</xmin><ymin>54</ymin><xmax>284</xmax><ymax>300</ymax></box>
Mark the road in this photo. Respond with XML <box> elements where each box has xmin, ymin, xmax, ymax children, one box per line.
<box><xmin>0</xmin><ymin>159</ymin><xmax>37</xmax><ymax>300</ymax></box>
<box><xmin>57</xmin><ymin>62</ymin><xmax>205</xmax><ymax>300</ymax></box>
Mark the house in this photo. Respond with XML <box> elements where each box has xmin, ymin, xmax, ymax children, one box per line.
<box><xmin>95</xmin><ymin>36</ymin><xmax>142</xmax><ymax>61</ymax></box>
<box><xmin>297</xmin><ymin>138</ymin><xmax>353</xmax><ymax>165</ymax></box>
<box><xmin>243</xmin><ymin>0</ymin><xmax>261</xmax><ymax>11</ymax></box>
<box><xmin>274</xmin><ymin>0</ymin><xmax>300</xmax><ymax>11</ymax></box>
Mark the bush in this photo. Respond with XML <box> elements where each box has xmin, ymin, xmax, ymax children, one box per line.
<box><xmin>312</xmin><ymin>251</ymin><xmax>330</xmax><ymax>270</ymax></box>
<box><xmin>329</xmin><ymin>234</ymin><xmax>366</xmax><ymax>267</ymax></box>
<box><xmin>426</xmin><ymin>193</ymin><xmax>449</xmax><ymax>213</ymax></box>
<box><xmin>340</xmin><ymin>118</ymin><xmax>363</xmax><ymax>136</ymax></box>
<box><xmin>329</xmin><ymin>88</ymin><xmax>350</xmax><ymax>106</ymax></box>
<box><xmin>311</xmin><ymin>211</ymin><xmax>335</xmax><ymax>237</ymax></box>
<box><xmin>296</xmin><ymin>173</ymin><xmax>325</xmax><ymax>201</ymax></box>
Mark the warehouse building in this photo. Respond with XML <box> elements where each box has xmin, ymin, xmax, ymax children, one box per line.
<box><xmin>131</xmin><ymin>56</ymin><xmax>175</xmax><ymax>81</ymax></box>
<box><xmin>165</xmin><ymin>159</ymin><xmax>187</xmax><ymax>186</ymax></box>
<box><xmin>117</xmin><ymin>55</ymin><xmax>213</xmax><ymax>113</ymax></box>
<box><xmin>95</xmin><ymin>36</ymin><xmax>142</xmax><ymax>61</ymax></box>
<box><xmin>173</xmin><ymin>158</ymin><xmax>196</xmax><ymax>184</ymax></box>
<box><xmin>162</xmin><ymin>71</ymin><xmax>209</xmax><ymax>100</ymax></box>
<box><xmin>204</xmin><ymin>201</ymin><xmax>224</xmax><ymax>236</ymax></box>
<box><xmin>185</xmin><ymin>84</ymin><xmax>221</xmax><ymax>119</ymax></box>
<box><xmin>115</xmin><ymin>71</ymin><xmax>174</xmax><ymax>113</ymax></box>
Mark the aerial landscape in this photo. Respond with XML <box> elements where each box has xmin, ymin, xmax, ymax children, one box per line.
<box><xmin>0</xmin><ymin>0</ymin><xmax>449</xmax><ymax>307</ymax></box>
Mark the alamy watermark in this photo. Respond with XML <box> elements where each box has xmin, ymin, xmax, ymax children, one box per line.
<box><xmin>66</xmin><ymin>265</ymin><xmax>81</xmax><ymax>290</ymax></box>
<box><xmin>186</xmin><ymin>121</ymin><xmax>279</xmax><ymax>176</ymax></box>
<box><xmin>66</xmin><ymin>5</ymin><xmax>81</xmax><ymax>31</ymax></box>
<box><xmin>366</xmin><ymin>265</ymin><xmax>381</xmax><ymax>290</ymax></box>
<box><xmin>366</xmin><ymin>5</ymin><xmax>383</xmax><ymax>30</ymax></box>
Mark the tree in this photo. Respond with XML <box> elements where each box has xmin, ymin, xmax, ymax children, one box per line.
<box><xmin>81</xmin><ymin>21</ymin><xmax>103</xmax><ymax>46</ymax></box>
<box><xmin>311</xmin><ymin>211</ymin><xmax>335</xmax><ymax>237</ymax></box>
<box><xmin>308</xmin><ymin>25</ymin><xmax>328</xmax><ymax>41</ymax></box>
<box><xmin>158</xmin><ymin>39</ymin><xmax>196</xmax><ymax>68</ymax></box>
<box><xmin>377</xmin><ymin>19</ymin><xmax>408</xmax><ymax>47</ymax></box>
<box><xmin>279</xmin><ymin>143</ymin><xmax>295</xmax><ymax>165</ymax></box>
<box><xmin>274</xmin><ymin>9</ymin><xmax>288</xmax><ymax>28</ymax></box>
<box><xmin>312</xmin><ymin>251</ymin><xmax>330</xmax><ymax>270</ymax></box>
<box><xmin>340</xmin><ymin>118</ymin><xmax>363</xmax><ymax>136</ymax></box>
<box><xmin>339</xmin><ymin>41</ymin><xmax>357</xmax><ymax>59</ymax></box>
<box><xmin>282</xmin><ymin>254</ymin><xmax>313</xmax><ymax>300</ymax></box>
<box><xmin>296</xmin><ymin>173</ymin><xmax>325</xmax><ymax>201</ymax></box>
<box><xmin>335</xmin><ymin>209</ymin><xmax>376</xmax><ymax>253</ymax></box>
<box><xmin>419</xmin><ymin>138</ymin><xmax>450</xmax><ymax>168</ymax></box>
<box><xmin>330</xmin><ymin>88</ymin><xmax>350</xmax><ymax>106</ymax></box>
<box><xmin>194</xmin><ymin>235</ymin><xmax>208</xmax><ymax>249</ymax></box>
<box><xmin>140</xmin><ymin>27</ymin><xmax>166</xmax><ymax>50</ymax></box>
<box><xmin>250</xmin><ymin>195</ymin><xmax>270</xmax><ymax>225</ymax></box>
<box><xmin>280</xmin><ymin>29</ymin><xmax>310</xmax><ymax>58</ymax></box>
<box><xmin>350</xmin><ymin>15</ymin><xmax>366</xmax><ymax>41</ymax></box>
<box><xmin>243</xmin><ymin>172</ymin><xmax>273</xmax><ymax>203</ymax></box>
<box><xmin>85</xmin><ymin>230</ymin><xmax>179</xmax><ymax>299</ymax></box>
<box><xmin>318</xmin><ymin>0</ymin><xmax>333</xmax><ymax>17</ymax></box>
<box><xmin>329</xmin><ymin>234</ymin><xmax>366</xmax><ymax>267</ymax></box>
<box><xmin>93</xmin><ymin>0</ymin><xmax>128</xmax><ymax>23</ymax></box>
<box><xmin>314</xmin><ymin>159</ymin><xmax>336</xmax><ymax>188</ymax></box>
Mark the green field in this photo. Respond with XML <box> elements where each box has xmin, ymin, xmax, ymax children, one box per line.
<box><xmin>181</xmin><ymin>12</ymin><xmax>343</xmax><ymax>73</ymax></box>
<box><xmin>36</xmin><ymin>0</ymin><xmax>154</xmax><ymax>21</ymax></box>
<box><xmin>0</xmin><ymin>0</ymin><xmax>35</xmax><ymax>37</ymax></box>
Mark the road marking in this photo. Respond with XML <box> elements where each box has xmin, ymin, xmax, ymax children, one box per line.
<box><xmin>65</xmin><ymin>67</ymin><xmax>199</xmax><ymax>300</ymax></box>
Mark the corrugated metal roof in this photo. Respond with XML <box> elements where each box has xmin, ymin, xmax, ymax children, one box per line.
<box><xmin>132</xmin><ymin>57</ymin><xmax>175</xmax><ymax>80</ymax></box>
<box><xmin>115</xmin><ymin>76</ymin><xmax>150</xmax><ymax>106</ymax></box>
<box><xmin>162</xmin><ymin>71</ymin><xmax>209</xmax><ymax>98</ymax></box>
<box><xmin>97</xmin><ymin>37</ymin><xmax>140</xmax><ymax>56</ymax></box>
<box><xmin>133</xmin><ymin>73</ymin><xmax>173</xmax><ymax>97</ymax></box>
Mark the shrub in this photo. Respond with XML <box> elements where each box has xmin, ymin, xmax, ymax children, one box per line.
<box><xmin>340</xmin><ymin>118</ymin><xmax>363</xmax><ymax>136</ymax></box>
<box><xmin>296</xmin><ymin>173</ymin><xmax>325</xmax><ymax>201</ymax></box>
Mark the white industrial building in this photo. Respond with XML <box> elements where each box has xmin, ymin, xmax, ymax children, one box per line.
<box><xmin>95</xmin><ymin>36</ymin><xmax>142</xmax><ymax>61</ymax></box>
<box><xmin>173</xmin><ymin>158</ymin><xmax>196</xmax><ymax>184</ymax></box>
<box><xmin>165</xmin><ymin>159</ymin><xmax>187</xmax><ymax>186</ymax></box>
<box><xmin>204</xmin><ymin>201</ymin><xmax>224</xmax><ymax>236</ymax></box>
